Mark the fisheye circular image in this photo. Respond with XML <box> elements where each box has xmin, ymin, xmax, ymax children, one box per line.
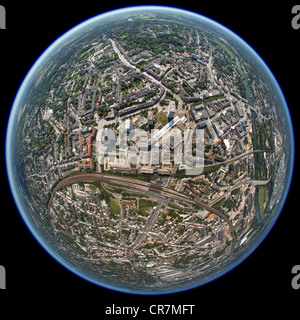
<box><xmin>6</xmin><ymin>5</ymin><xmax>294</xmax><ymax>294</ymax></box>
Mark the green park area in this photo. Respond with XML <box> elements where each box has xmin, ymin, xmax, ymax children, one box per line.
<box><xmin>109</xmin><ymin>197</ymin><xmax>121</xmax><ymax>217</ymax></box>
<box><xmin>138</xmin><ymin>199</ymin><xmax>157</xmax><ymax>216</ymax></box>
<box><xmin>155</xmin><ymin>111</ymin><xmax>168</xmax><ymax>126</ymax></box>
<box><xmin>257</xmin><ymin>185</ymin><xmax>269</xmax><ymax>217</ymax></box>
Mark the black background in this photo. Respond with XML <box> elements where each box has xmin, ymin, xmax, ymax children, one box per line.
<box><xmin>0</xmin><ymin>0</ymin><xmax>299</xmax><ymax>316</ymax></box>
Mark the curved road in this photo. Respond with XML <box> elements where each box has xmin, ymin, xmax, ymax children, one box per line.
<box><xmin>48</xmin><ymin>172</ymin><xmax>237</xmax><ymax>251</ymax></box>
<box><xmin>204</xmin><ymin>149</ymin><xmax>267</xmax><ymax>169</ymax></box>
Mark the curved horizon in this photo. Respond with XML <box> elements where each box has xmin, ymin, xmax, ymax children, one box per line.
<box><xmin>5</xmin><ymin>5</ymin><xmax>295</xmax><ymax>295</ymax></box>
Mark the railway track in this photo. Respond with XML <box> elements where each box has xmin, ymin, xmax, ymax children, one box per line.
<box><xmin>48</xmin><ymin>172</ymin><xmax>237</xmax><ymax>250</ymax></box>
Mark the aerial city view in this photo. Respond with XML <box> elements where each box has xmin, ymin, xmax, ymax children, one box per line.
<box><xmin>6</xmin><ymin>6</ymin><xmax>294</xmax><ymax>294</ymax></box>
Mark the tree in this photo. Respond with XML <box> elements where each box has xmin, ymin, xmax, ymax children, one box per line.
<box><xmin>160</xmin><ymin>99</ymin><xmax>165</xmax><ymax>106</ymax></box>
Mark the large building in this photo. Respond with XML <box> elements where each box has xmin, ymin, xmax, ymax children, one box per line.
<box><xmin>168</xmin><ymin>101</ymin><xmax>176</xmax><ymax>120</ymax></box>
<box><xmin>152</xmin><ymin>116</ymin><xmax>182</xmax><ymax>143</ymax></box>
<box><xmin>125</xmin><ymin>119</ymin><xmax>134</xmax><ymax>132</ymax></box>
<box><xmin>148</xmin><ymin>110</ymin><xmax>154</xmax><ymax>128</ymax></box>
<box><xmin>191</xmin><ymin>106</ymin><xmax>208</xmax><ymax>123</ymax></box>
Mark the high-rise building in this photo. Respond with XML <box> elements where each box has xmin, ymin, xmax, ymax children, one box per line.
<box><xmin>168</xmin><ymin>101</ymin><xmax>176</xmax><ymax>120</ymax></box>
<box><xmin>148</xmin><ymin>111</ymin><xmax>154</xmax><ymax>128</ymax></box>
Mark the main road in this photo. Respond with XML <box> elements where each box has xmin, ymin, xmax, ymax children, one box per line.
<box><xmin>110</xmin><ymin>39</ymin><xmax>171</xmax><ymax>92</ymax></box>
<box><xmin>48</xmin><ymin>172</ymin><xmax>237</xmax><ymax>250</ymax></box>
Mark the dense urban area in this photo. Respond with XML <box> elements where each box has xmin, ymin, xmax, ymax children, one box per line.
<box><xmin>17</xmin><ymin>11</ymin><xmax>285</xmax><ymax>289</ymax></box>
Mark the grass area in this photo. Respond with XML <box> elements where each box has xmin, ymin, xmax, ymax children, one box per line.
<box><xmin>105</xmin><ymin>185</ymin><xmax>126</xmax><ymax>194</ymax></box>
<box><xmin>231</xmin><ymin>187</ymin><xmax>240</xmax><ymax>196</ymax></box>
<box><xmin>155</xmin><ymin>111</ymin><xmax>168</xmax><ymax>126</ymax></box>
<box><xmin>258</xmin><ymin>185</ymin><xmax>269</xmax><ymax>216</ymax></box>
<box><xmin>212</xmin><ymin>196</ymin><xmax>235</xmax><ymax>213</ymax></box>
<box><xmin>202</xmin><ymin>164</ymin><xmax>222</xmax><ymax>175</ymax></box>
<box><xmin>191</xmin><ymin>100</ymin><xmax>203</xmax><ymax>108</ymax></box>
<box><xmin>109</xmin><ymin>197</ymin><xmax>121</xmax><ymax>216</ymax></box>
<box><xmin>215</xmin><ymin>40</ymin><xmax>234</xmax><ymax>59</ymax></box>
<box><xmin>203</xmin><ymin>94</ymin><xmax>225</xmax><ymax>103</ymax></box>
<box><xmin>122</xmin><ymin>192</ymin><xmax>144</xmax><ymax>198</ymax></box>
<box><xmin>22</xmin><ymin>114</ymin><xmax>29</xmax><ymax>136</ymax></box>
<box><xmin>80</xmin><ymin>49</ymin><xmax>90</xmax><ymax>59</ymax></box>
<box><xmin>120</xmin><ymin>33</ymin><xmax>128</xmax><ymax>39</ymax></box>
<box><xmin>138</xmin><ymin>199</ymin><xmax>157</xmax><ymax>216</ymax></box>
